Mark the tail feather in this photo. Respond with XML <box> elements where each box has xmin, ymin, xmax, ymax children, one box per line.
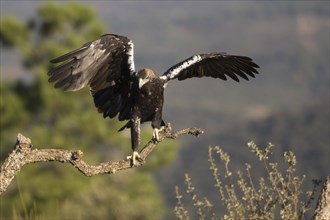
<box><xmin>118</xmin><ymin>121</ymin><xmax>131</xmax><ymax>132</ymax></box>
<box><xmin>118</xmin><ymin>120</ymin><xmax>166</xmax><ymax>132</ymax></box>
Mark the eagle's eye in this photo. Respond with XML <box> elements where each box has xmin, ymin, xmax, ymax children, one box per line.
<box><xmin>138</xmin><ymin>70</ymin><xmax>149</xmax><ymax>79</ymax></box>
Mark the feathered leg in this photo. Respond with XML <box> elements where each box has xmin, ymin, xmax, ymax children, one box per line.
<box><xmin>126</xmin><ymin>116</ymin><xmax>142</xmax><ymax>166</ymax></box>
<box><xmin>152</xmin><ymin>109</ymin><xmax>165</xmax><ymax>141</ymax></box>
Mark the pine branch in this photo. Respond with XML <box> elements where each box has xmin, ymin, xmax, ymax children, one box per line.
<box><xmin>0</xmin><ymin>124</ymin><xmax>203</xmax><ymax>195</ymax></box>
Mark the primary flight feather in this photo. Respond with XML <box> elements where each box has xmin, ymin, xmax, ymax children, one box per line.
<box><xmin>48</xmin><ymin>34</ymin><xmax>260</xmax><ymax>165</ymax></box>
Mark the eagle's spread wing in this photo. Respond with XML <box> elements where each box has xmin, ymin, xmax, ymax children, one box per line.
<box><xmin>48</xmin><ymin>34</ymin><xmax>136</xmax><ymax>120</ymax></box>
<box><xmin>160</xmin><ymin>52</ymin><xmax>259</xmax><ymax>82</ymax></box>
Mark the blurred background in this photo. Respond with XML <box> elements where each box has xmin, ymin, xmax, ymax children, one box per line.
<box><xmin>0</xmin><ymin>1</ymin><xmax>329</xmax><ymax>219</ymax></box>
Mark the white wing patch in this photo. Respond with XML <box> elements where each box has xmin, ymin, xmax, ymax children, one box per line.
<box><xmin>160</xmin><ymin>54</ymin><xmax>202</xmax><ymax>80</ymax></box>
<box><xmin>127</xmin><ymin>40</ymin><xmax>135</xmax><ymax>73</ymax></box>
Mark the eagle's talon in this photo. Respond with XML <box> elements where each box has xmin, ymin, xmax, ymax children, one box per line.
<box><xmin>152</xmin><ymin>126</ymin><xmax>165</xmax><ymax>141</ymax></box>
<box><xmin>126</xmin><ymin>151</ymin><xmax>142</xmax><ymax>166</ymax></box>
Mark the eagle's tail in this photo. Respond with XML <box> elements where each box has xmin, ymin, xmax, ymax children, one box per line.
<box><xmin>118</xmin><ymin>120</ymin><xmax>166</xmax><ymax>132</ymax></box>
<box><xmin>118</xmin><ymin>121</ymin><xmax>131</xmax><ymax>132</ymax></box>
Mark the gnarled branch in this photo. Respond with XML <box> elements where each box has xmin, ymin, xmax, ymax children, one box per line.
<box><xmin>0</xmin><ymin>124</ymin><xmax>203</xmax><ymax>195</ymax></box>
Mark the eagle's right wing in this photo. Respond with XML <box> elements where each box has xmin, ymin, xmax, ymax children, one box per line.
<box><xmin>48</xmin><ymin>34</ymin><xmax>136</xmax><ymax>120</ymax></box>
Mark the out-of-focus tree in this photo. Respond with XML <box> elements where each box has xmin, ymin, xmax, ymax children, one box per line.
<box><xmin>0</xmin><ymin>2</ymin><xmax>178</xmax><ymax>219</ymax></box>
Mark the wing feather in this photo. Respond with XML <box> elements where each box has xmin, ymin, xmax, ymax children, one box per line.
<box><xmin>48</xmin><ymin>59</ymin><xmax>76</xmax><ymax>83</ymax></box>
<box><xmin>235</xmin><ymin>57</ymin><xmax>258</xmax><ymax>75</ymax></box>
<box><xmin>50</xmin><ymin>45</ymin><xmax>90</xmax><ymax>63</ymax></box>
<box><xmin>160</xmin><ymin>52</ymin><xmax>259</xmax><ymax>82</ymax></box>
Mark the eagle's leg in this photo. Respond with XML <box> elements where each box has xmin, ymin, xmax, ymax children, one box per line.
<box><xmin>127</xmin><ymin>116</ymin><xmax>142</xmax><ymax>166</ymax></box>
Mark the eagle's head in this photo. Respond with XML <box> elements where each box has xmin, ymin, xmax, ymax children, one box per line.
<box><xmin>138</xmin><ymin>68</ymin><xmax>157</xmax><ymax>88</ymax></box>
<box><xmin>138</xmin><ymin>68</ymin><xmax>157</xmax><ymax>79</ymax></box>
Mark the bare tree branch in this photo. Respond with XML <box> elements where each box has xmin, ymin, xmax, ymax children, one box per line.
<box><xmin>0</xmin><ymin>124</ymin><xmax>203</xmax><ymax>195</ymax></box>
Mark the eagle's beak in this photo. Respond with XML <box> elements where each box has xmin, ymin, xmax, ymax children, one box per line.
<box><xmin>139</xmin><ymin>78</ymin><xmax>149</xmax><ymax>88</ymax></box>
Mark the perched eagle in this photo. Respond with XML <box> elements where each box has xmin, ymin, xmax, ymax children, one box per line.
<box><xmin>48</xmin><ymin>34</ymin><xmax>259</xmax><ymax>165</ymax></box>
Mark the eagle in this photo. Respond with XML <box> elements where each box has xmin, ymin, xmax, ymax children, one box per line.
<box><xmin>48</xmin><ymin>34</ymin><xmax>259</xmax><ymax>165</ymax></box>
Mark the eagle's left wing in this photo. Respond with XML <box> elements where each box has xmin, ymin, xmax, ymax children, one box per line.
<box><xmin>160</xmin><ymin>52</ymin><xmax>259</xmax><ymax>82</ymax></box>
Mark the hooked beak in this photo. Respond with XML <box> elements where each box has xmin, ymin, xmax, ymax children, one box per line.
<box><xmin>139</xmin><ymin>78</ymin><xmax>149</xmax><ymax>88</ymax></box>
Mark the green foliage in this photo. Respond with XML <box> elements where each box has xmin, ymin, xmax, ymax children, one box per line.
<box><xmin>0</xmin><ymin>2</ymin><xmax>178</xmax><ymax>219</ymax></box>
<box><xmin>37</xmin><ymin>2</ymin><xmax>98</xmax><ymax>36</ymax></box>
<box><xmin>174</xmin><ymin>143</ymin><xmax>320</xmax><ymax>220</ymax></box>
<box><xmin>0</xmin><ymin>16</ymin><xmax>29</xmax><ymax>48</ymax></box>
